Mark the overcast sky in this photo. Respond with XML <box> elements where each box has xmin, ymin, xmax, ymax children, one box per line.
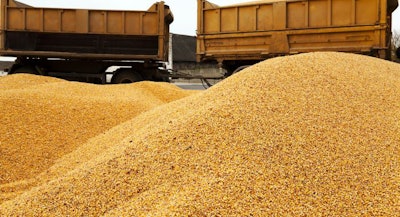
<box><xmin>20</xmin><ymin>0</ymin><xmax>400</xmax><ymax>36</ymax></box>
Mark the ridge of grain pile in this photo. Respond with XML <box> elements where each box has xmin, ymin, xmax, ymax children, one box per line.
<box><xmin>1</xmin><ymin>52</ymin><xmax>399</xmax><ymax>216</ymax></box>
<box><xmin>0</xmin><ymin>73</ymin><xmax>65</xmax><ymax>90</ymax></box>
<box><xmin>0</xmin><ymin>74</ymin><xmax>195</xmax><ymax>201</ymax></box>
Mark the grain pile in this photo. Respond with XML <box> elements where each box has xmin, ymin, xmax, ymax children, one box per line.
<box><xmin>0</xmin><ymin>73</ymin><xmax>64</xmax><ymax>90</ymax></box>
<box><xmin>1</xmin><ymin>52</ymin><xmax>400</xmax><ymax>216</ymax></box>
<box><xmin>0</xmin><ymin>74</ymin><xmax>195</xmax><ymax>201</ymax></box>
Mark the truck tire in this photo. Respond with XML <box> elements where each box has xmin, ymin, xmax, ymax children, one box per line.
<box><xmin>225</xmin><ymin>64</ymin><xmax>252</xmax><ymax>76</ymax></box>
<box><xmin>232</xmin><ymin>65</ymin><xmax>251</xmax><ymax>74</ymax></box>
<box><xmin>111</xmin><ymin>69</ymin><xmax>143</xmax><ymax>84</ymax></box>
<box><xmin>396</xmin><ymin>47</ymin><xmax>400</xmax><ymax>59</ymax></box>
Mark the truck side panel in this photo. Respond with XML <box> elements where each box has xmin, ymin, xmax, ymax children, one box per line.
<box><xmin>6</xmin><ymin>8</ymin><xmax>159</xmax><ymax>35</ymax></box>
<box><xmin>197</xmin><ymin>0</ymin><xmax>398</xmax><ymax>63</ymax></box>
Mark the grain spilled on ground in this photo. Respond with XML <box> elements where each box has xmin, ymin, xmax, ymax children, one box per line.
<box><xmin>0</xmin><ymin>74</ymin><xmax>195</xmax><ymax>201</ymax></box>
<box><xmin>1</xmin><ymin>52</ymin><xmax>400</xmax><ymax>216</ymax></box>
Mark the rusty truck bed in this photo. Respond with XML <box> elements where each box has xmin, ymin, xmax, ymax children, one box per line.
<box><xmin>197</xmin><ymin>0</ymin><xmax>398</xmax><ymax>72</ymax></box>
<box><xmin>0</xmin><ymin>0</ymin><xmax>173</xmax><ymax>61</ymax></box>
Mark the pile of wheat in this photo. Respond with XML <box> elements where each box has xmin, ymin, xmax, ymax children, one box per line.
<box><xmin>1</xmin><ymin>52</ymin><xmax>399</xmax><ymax>216</ymax></box>
<box><xmin>0</xmin><ymin>74</ymin><xmax>195</xmax><ymax>202</ymax></box>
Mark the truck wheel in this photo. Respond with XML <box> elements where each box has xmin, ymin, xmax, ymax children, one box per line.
<box><xmin>232</xmin><ymin>65</ymin><xmax>250</xmax><ymax>74</ymax></box>
<box><xmin>396</xmin><ymin>47</ymin><xmax>400</xmax><ymax>59</ymax></box>
<box><xmin>111</xmin><ymin>69</ymin><xmax>143</xmax><ymax>84</ymax></box>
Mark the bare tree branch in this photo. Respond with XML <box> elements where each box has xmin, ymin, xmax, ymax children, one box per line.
<box><xmin>391</xmin><ymin>30</ymin><xmax>400</xmax><ymax>59</ymax></box>
<box><xmin>393</xmin><ymin>30</ymin><xmax>400</xmax><ymax>48</ymax></box>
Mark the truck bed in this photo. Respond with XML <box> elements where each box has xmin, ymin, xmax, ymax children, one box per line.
<box><xmin>0</xmin><ymin>0</ymin><xmax>173</xmax><ymax>61</ymax></box>
<box><xmin>197</xmin><ymin>0</ymin><xmax>398</xmax><ymax>67</ymax></box>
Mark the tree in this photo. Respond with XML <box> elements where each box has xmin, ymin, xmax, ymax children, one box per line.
<box><xmin>392</xmin><ymin>30</ymin><xmax>400</xmax><ymax>60</ymax></box>
<box><xmin>393</xmin><ymin>30</ymin><xmax>400</xmax><ymax>47</ymax></box>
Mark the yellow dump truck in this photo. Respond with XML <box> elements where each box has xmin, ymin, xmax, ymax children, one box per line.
<box><xmin>197</xmin><ymin>0</ymin><xmax>399</xmax><ymax>74</ymax></box>
<box><xmin>0</xmin><ymin>0</ymin><xmax>173</xmax><ymax>83</ymax></box>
